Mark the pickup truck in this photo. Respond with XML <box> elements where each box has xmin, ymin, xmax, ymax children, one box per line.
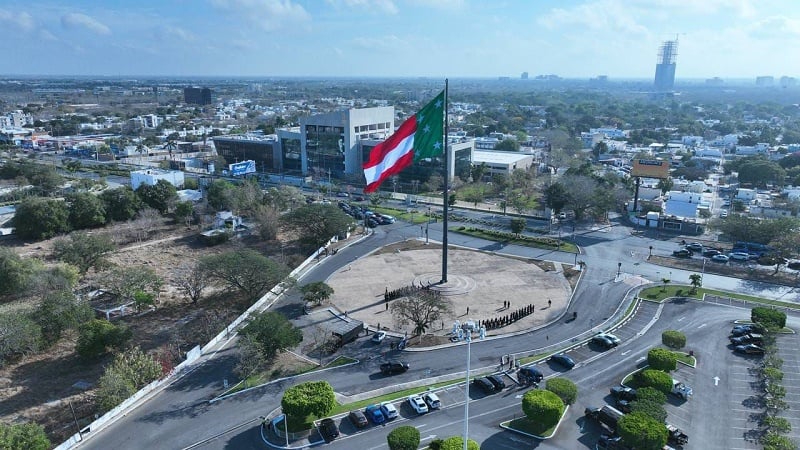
<box><xmin>671</xmin><ymin>379</ymin><xmax>693</xmax><ymax>400</ymax></box>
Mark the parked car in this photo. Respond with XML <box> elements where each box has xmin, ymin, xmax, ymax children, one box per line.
<box><xmin>486</xmin><ymin>374</ymin><xmax>506</xmax><ymax>391</ymax></box>
<box><xmin>731</xmin><ymin>324</ymin><xmax>762</xmax><ymax>337</ymax></box>
<box><xmin>336</xmin><ymin>192</ymin><xmax>349</xmax><ymax>197</ymax></box>
<box><xmin>711</xmin><ymin>254</ymin><xmax>730</xmax><ymax>263</ymax></box>
<box><xmin>598</xmin><ymin>333</ymin><xmax>621</xmax><ymax>346</ymax></box>
<box><xmin>318</xmin><ymin>418</ymin><xmax>339</xmax><ymax>441</ymax></box>
<box><xmin>686</xmin><ymin>242</ymin><xmax>703</xmax><ymax>252</ymax></box>
<box><xmin>702</xmin><ymin>248</ymin><xmax>722</xmax><ymax>257</ymax></box>
<box><xmin>422</xmin><ymin>392</ymin><xmax>441</xmax><ymax>410</ymax></box>
<box><xmin>672</xmin><ymin>249</ymin><xmax>692</xmax><ymax>258</ymax></box>
<box><xmin>407</xmin><ymin>395</ymin><xmax>429</xmax><ymax>414</ymax></box>
<box><xmin>380</xmin><ymin>402</ymin><xmax>398</xmax><ymax>420</ymax></box>
<box><xmin>550</xmin><ymin>353</ymin><xmax>576</xmax><ymax>369</ymax></box>
<box><xmin>380</xmin><ymin>215</ymin><xmax>396</xmax><ymax>224</ymax></box>
<box><xmin>729</xmin><ymin>252</ymin><xmax>750</xmax><ymax>261</ymax></box>
<box><xmin>616</xmin><ymin>399</ymin><xmax>633</xmax><ymax>414</ymax></box>
<box><xmin>720</xmin><ymin>210</ymin><xmax>728</xmax><ymax>218</ymax></box>
<box><xmin>367</xmin><ymin>218</ymin><xmax>380</xmax><ymax>228</ymax></box>
<box><xmin>348</xmin><ymin>410</ymin><xmax>368</xmax><ymax>428</ymax></box>
<box><xmin>734</xmin><ymin>344</ymin><xmax>765</xmax><ymax>355</ymax></box>
<box><xmin>364</xmin><ymin>405</ymin><xmax>385</xmax><ymax>424</ymax></box>
<box><xmin>518</xmin><ymin>366</ymin><xmax>544</xmax><ymax>385</ymax></box>
<box><xmin>730</xmin><ymin>334</ymin><xmax>764</xmax><ymax>345</ymax></box>
<box><xmin>380</xmin><ymin>361</ymin><xmax>410</xmax><ymax>375</ymax></box>
<box><xmin>610</xmin><ymin>386</ymin><xmax>637</xmax><ymax>401</ymax></box>
<box><xmin>788</xmin><ymin>260</ymin><xmax>800</xmax><ymax>270</ymax></box>
<box><xmin>371</xmin><ymin>331</ymin><xmax>386</xmax><ymax>343</ymax></box>
<box><xmin>591</xmin><ymin>335</ymin><xmax>616</xmax><ymax>349</ymax></box>
<box><xmin>472</xmin><ymin>377</ymin><xmax>496</xmax><ymax>394</ymax></box>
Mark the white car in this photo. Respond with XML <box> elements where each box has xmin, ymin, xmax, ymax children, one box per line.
<box><xmin>423</xmin><ymin>392</ymin><xmax>441</xmax><ymax>410</ymax></box>
<box><xmin>371</xmin><ymin>331</ymin><xmax>386</xmax><ymax>343</ymax></box>
<box><xmin>380</xmin><ymin>402</ymin><xmax>398</xmax><ymax>420</ymax></box>
<box><xmin>407</xmin><ymin>395</ymin><xmax>429</xmax><ymax>414</ymax></box>
<box><xmin>730</xmin><ymin>252</ymin><xmax>750</xmax><ymax>261</ymax></box>
<box><xmin>720</xmin><ymin>210</ymin><xmax>728</xmax><ymax>218</ymax></box>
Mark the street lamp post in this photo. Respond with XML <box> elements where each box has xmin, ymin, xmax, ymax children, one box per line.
<box><xmin>456</xmin><ymin>322</ymin><xmax>484</xmax><ymax>450</ymax></box>
<box><xmin>426</xmin><ymin>206</ymin><xmax>431</xmax><ymax>245</ymax></box>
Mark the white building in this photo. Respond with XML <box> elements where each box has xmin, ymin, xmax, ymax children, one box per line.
<box><xmin>130</xmin><ymin>169</ymin><xmax>185</xmax><ymax>190</ymax></box>
<box><xmin>472</xmin><ymin>150</ymin><xmax>534</xmax><ymax>178</ymax></box>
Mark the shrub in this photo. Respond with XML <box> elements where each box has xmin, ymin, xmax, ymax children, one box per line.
<box><xmin>647</xmin><ymin>348</ymin><xmax>677</xmax><ymax>372</ymax></box>
<box><xmin>281</xmin><ymin>381</ymin><xmax>336</xmax><ymax>430</ymax></box>
<box><xmin>635</xmin><ymin>369</ymin><xmax>674</xmax><ymax>395</ymax></box>
<box><xmin>97</xmin><ymin>347</ymin><xmax>161</xmax><ymax>411</ymax></box>
<box><xmin>439</xmin><ymin>436</ymin><xmax>480</xmax><ymax>450</ymax></box>
<box><xmin>661</xmin><ymin>330</ymin><xmax>686</xmax><ymax>349</ymax></box>
<box><xmin>522</xmin><ymin>389</ymin><xmax>564</xmax><ymax>427</ymax></box>
<box><xmin>76</xmin><ymin>319</ymin><xmax>132</xmax><ymax>359</ymax></box>
<box><xmin>546</xmin><ymin>377</ymin><xmax>578</xmax><ymax>405</ymax></box>
<box><xmin>630</xmin><ymin>399</ymin><xmax>667</xmax><ymax>423</ymax></box>
<box><xmin>0</xmin><ymin>422</ymin><xmax>50</xmax><ymax>450</ymax></box>
<box><xmin>387</xmin><ymin>425</ymin><xmax>421</xmax><ymax>450</ymax></box>
<box><xmin>752</xmin><ymin>307</ymin><xmax>787</xmax><ymax>329</ymax></box>
<box><xmin>636</xmin><ymin>387</ymin><xmax>667</xmax><ymax>405</ymax></box>
<box><xmin>618</xmin><ymin>412</ymin><xmax>668</xmax><ymax>449</ymax></box>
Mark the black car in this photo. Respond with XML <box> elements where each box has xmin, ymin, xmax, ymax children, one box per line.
<box><xmin>730</xmin><ymin>333</ymin><xmax>764</xmax><ymax>346</ymax></box>
<box><xmin>686</xmin><ymin>242</ymin><xmax>703</xmax><ymax>252</ymax></box>
<box><xmin>616</xmin><ymin>399</ymin><xmax>632</xmax><ymax>413</ymax></box>
<box><xmin>348</xmin><ymin>410</ymin><xmax>368</xmax><ymax>428</ymax></box>
<box><xmin>550</xmin><ymin>353</ymin><xmax>576</xmax><ymax>369</ymax></box>
<box><xmin>610</xmin><ymin>386</ymin><xmax>637</xmax><ymax>401</ymax></box>
<box><xmin>518</xmin><ymin>366</ymin><xmax>544</xmax><ymax>385</ymax></box>
<box><xmin>472</xmin><ymin>377</ymin><xmax>496</xmax><ymax>394</ymax></box>
<box><xmin>702</xmin><ymin>248</ymin><xmax>722</xmax><ymax>257</ymax></box>
<box><xmin>380</xmin><ymin>361</ymin><xmax>410</xmax><ymax>375</ymax></box>
<box><xmin>591</xmin><ymin>335</ymin><xmax>617</xmax><ymax>349</ymax></box>
<box><xmin>734</xmin><ymin>344</ymin><xmax>765</xmax><ymax>355</ymax></box>
<box><xmin>318</xmin><ymin>418</ymin><xmax>339</xmax><ymax>442</ymax></box>
<box><xmin>672</xmin><ymin>249</ymin><xmax>692</xmax><ymax>258</ymax></box>
<box><xmin>486</xmin><ymin>374</ymin><xmax>506</xmax><ymax>391</ymax></box>
<box><xmin>367</xmin><ymin>218</ymin><xmax>380</xmax><ymax>228</ymax></box>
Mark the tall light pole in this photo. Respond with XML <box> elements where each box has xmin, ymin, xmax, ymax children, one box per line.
<box><xmin>426</xmin><ymin>206</ymin><xmax>431</xmax><ymax>245</ymax></box>
<box><xmin>456</xmin><ymin>321</ymin><xmax>484</xmax><ymax>450</ymax></box>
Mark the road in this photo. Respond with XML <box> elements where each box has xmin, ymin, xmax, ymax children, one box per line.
<box><xmin>75</xmin><ymin>206</ymin><xmax>798</xmax><ymax>450</ymax></box>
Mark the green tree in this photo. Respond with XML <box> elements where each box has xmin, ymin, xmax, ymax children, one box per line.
<box><xmin>763</xmin><ymin>416</ymin><xmax>792</xmax><ymax>434</ymax></box>
<box><xmin>281</xmin><ymin>381</ymin><xmax>335</xmax><ymax>429</ymax></box>
<box><xmin>66</xmin><ymin>192</ymin><xmax>107</xmax><ymax>229</ymax></box>
<box><xmin>494</xmin><ymin>139</ymin><xmax>520</xmax><ymax>152</ymax></box>
<box><xmin>647</xmin><ymin>348</ymin><xmax>677</xmax><ymax>372</ymax></box>
<box><xmin>510</xmin><ymin>217</ymin><xmax>526</xmax><ymax>236</ymax></box>
<box><xmin>545</xmin><ymin>377</ymin><xmax>578</xmax><ymax>405</ymax></box>
<box><xmin>173</xmin><ymin>200</ymin><xmax>194</xmax><ymax>225</ymax></box>
<box><xmin>174</xmin><ymin>263</ymin><xmax>208</xmax><ymax>305</ymax></box>
<box><xmin>387</xmin><ymin>425</ymin><xmax>421</xmax><ymax>450</ymax></box>
<box><xmin>12</xmin><ymin>196</ymin><xmax>70</xmax><ymax>240</ymax></box>
<box><xmin>264</xmin><ymin>186</ymin><xmax>305</xmax><ymax>211</ymax></box>
<box><xmin>752</xmin><ymin>307</ymin><xmax>787</xmax><ymax>329</ymax></box>
<box><xmin>593</xmin><ymin>141</ymin><xmax>608</xmax><ymax>160</ymax></box>
<box><xmin>521</xmin><ymin>389</ymin><xmax>564</xmax><ymax>427</ymax></box>
<box><xmin>52</xmin><ymin>232</ymin><xmax>116</xmax><ymax>275</ymax></box>
<box><xmin>36</xmin><ymin>290</ymin><xmax>93</xmax><ymax>345</ymax></box>
<box><xmin>99</xmin><ymin>186</ymin><xmax>142</xmax><ymax>222</ymax></box>
<box><xmin>200</xmin><ymin>249</ymin><xmax>289</xmax><ymax>300</ymax></box>
<box><xmin>688</xmin><ymin>273</ymin><xmax>702</xmax><ymax>294</ymax></box>
<box><xmin>0</xmin><ymin>422</ymin><xmax>50</xmax><ymax>450</ymax></box>
<box><xmin>0</xmin><ymin>312</ymin><xmax>42</xmax><ymax>363</ymax></box>
<box><xmin>300</xmin><ymin>282</ymin><xmax>334</xmax><ymax>306</ymax></box>
<box><xmin>97</xmin><ymin>346</ymin><xmax>162</xmax><ymax>411</ymax></box>
<box><xmin>657</xmin><ymin>178</ymin><xmax>673</xmax><ymax>194</ymax></box>
<box><xmin>761</xmin><ymin>432</ymin><xmax>796</xmax><ymax>450</ymax></box>
<box><xmin>661</xmin><ymin>330</ymin><xmax>686</xmax><ymax>349</ymax></box>
<box><xmin>617</xmin><ymin>412</ymin><xmax>668</xmax><ymax>450</ymax></box>
<box><xmin>448</xmin><ymin>193</ymin><xmax>457</xmax><ymax>208</ymax></box>
<box><xmin>252</xmin><ymin>205</ymin><xmax>280</xmax><ymax>241</ymax></box>
<box><xmin>635</xmin><ymin>369</ymin><xmax>674</xmax><ymax>395</ymax></box>
<box><xmin>0</xmin><ymin>247</ymin><xmax>36</xmax><ymax>297</ymax></box>
<box><xmin>106</xmin><ymin>266</ymin><xmax>162</xmax><ymax>309</ymax></box>
<box><xmin>206</xmin><ymin>179</ymin><xmax>238</xmax><ymax>211</ymax></box>
<box><xmin>136</xmin><ymin>179</ymin><xmax>178</xmax><ymax>214</ymax></box>
<box><xmin>391</xmin><ymin>291</ymin><xmax>452</xmax><ymax>338</ymax></box>
<box><xmin>76</xmin><ymin>319</ymin><xmax>132</xmax><ymax>359</ymax></box>
<box><xmin>240</xmin><ymin>311</ymin><xmax>303</xmax><ymax>362</ymax></box>
<box><xmin>280</xmin><ymin>204</ymin><xmax>353</xmax><ymax>251</ymax></box>
<box><xmin>470</xmin><ymin>162</ymin><xmax>488</xmax><ymax>182</ymax></box>
<box><xmin>438</xmin><ymin>436</ymin><xmax>480</xmax><ymax>450</ymax></box>
<box><xmin>630</xmin><ymin>399</ymin><xmax>667</xmax><ymax>423</ymax></box>
<box><xmin>543</xmin><ymin>182</ymin><xmax>570</xmax><ymax>214</ymax></box>
<box><xmin>737</xmin><ymin>160</ymin><xmax>785</xmax><ymax>188</ymax></box>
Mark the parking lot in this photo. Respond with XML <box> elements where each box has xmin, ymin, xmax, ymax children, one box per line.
<box><xmin>776</xmin><ymin>333</ymin><xmax>800</xmax><ymax>443</ymax></box>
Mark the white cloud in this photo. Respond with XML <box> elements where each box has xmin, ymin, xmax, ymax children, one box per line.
<box><xmin>350</xmin><ymin>34</ymin><xmax>407</xmax><ymax>51</ymax></box>
<box><xmin>408</xmin><ymin>0</ymin><xmax>464</xmax><ymax>11</ymax></box>
<box><xmin>746</xmin><ymin>16</ymin><xmax>800</xmax><ymax>40</ymax></box>
<box><xmin>326</xmin><ymin>0</ymin><xmax>398</xmax><ymax>15</ymax></box>
<box><xmin>538</xmin><ymin>1</ymin><xmax>649</xmax><ymax>36</ymax></box>
<box><xmin>155</xmin><ymin>25</ymin><xmax>197</xmax><ymax>43</ymax></box>
<box><xmin>0</xmin><ymin>10</ymin><xmax>35</xmax><ymax>32</ymax></box>
<box><xmin>210</xmin><ymin>0</ymin><xmax>311</xmax><ymax>32</ymax></box>
<box><xmin>61</xmin><ymin>12</ymin><xmax>111</xmax><ymax>35</ymax></box>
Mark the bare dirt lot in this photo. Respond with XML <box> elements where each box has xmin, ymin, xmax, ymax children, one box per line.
<box><xmin>0</xmin><ymin>218</ymin><xmax>303</xmax><ymax>445</ymax></box>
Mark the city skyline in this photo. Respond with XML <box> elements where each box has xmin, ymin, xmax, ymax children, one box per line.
<box><xmin>1</xmin><ymin>0</ymin><xmax>798</xmax><ymax>79</ymax></box>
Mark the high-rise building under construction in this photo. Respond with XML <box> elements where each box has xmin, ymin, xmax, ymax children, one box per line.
<box><xmin>653</xmin><ymin>39</ymin><xmax>678</xmax><ymax>92</ymax></box>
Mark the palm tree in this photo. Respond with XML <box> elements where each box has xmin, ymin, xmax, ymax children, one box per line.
<box><xmin>661</xmin><ymin>277</ymin><xmax>670</xmax><ymax>292</ymax></box>
<box><xmin>689</xmin><ymin>274</ymin><xmax>702</xmax><ymax>294</ymax></box>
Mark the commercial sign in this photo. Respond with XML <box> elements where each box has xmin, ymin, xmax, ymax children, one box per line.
<box><xmin>228</xmin><ymin>160</ymin><xmax>256</xmax><ymax>176</ymax></box>
<box><xmin>631</xmin><ymin>159</ymin><xmax>670</xmax><ymax>179</ymax></box>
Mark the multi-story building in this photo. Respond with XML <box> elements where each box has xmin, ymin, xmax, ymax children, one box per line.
<box><xmin>654</xmin><ymin>39</ymin><xmax>678</xmax><ymax>92</ymax></box>
<box><xmin>184</xmin><ymin>87</ymin><xmax>212</xmax><ymax>105</ymax></box>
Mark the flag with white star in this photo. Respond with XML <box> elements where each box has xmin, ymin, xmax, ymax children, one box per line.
<box><xmin>412</xmin><ymin>90</ymin><xmax>445</xmax><ymax>161</ymax></box>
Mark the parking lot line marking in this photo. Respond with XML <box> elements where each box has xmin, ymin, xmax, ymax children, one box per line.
<box><xmin>698</xmin><ymin>323</ymin><xmax>707</xmax><ymax>329</ymax></box>
<box><xmin>677</xmin><ymin>316</ymin><xmax>685</xmax><ymax>322</ymax></box>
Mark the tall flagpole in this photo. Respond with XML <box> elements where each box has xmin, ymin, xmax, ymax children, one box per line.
<box><xmin>441</xmin><ymin>79</ymin><xmax>449</xmax><ymax>284</ymax></box>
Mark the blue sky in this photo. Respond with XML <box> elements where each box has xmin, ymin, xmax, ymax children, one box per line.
<box><xmin>1</xmin><ymin>0</ymin><xmax>798</xmax><ymax>79</ymax></box>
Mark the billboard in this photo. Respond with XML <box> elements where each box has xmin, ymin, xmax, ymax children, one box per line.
<box><xmin>631</xmin><ymin>159</ymin><xmax>670</xmax><ymax>179</ymax></box>
<box><xmin>228</xmin><ymin>160</ymin><xmax>256</xmax><ymax>176</ymax></box>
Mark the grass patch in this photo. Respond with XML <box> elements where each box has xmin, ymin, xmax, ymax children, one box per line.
<box><xmin>451</xmin><ymin>226</ymin><xmax>578</xmax><ymax>253</ymax></box>
<box><xmin>371</xmin><ymin>206</ymin><xmax>432</xmax><ymax>224</ymax></box>
<box><xmin>328</xmin><ymin>379</ymin><xmax>461</xmax><ymax>416</ymax></box>
<box><xmin>502</xmin><ymin>416</ymin><xmax>558</xmax><ymax>437</ymax></box>
<box><xmin>639</xmin><ymin>285</ymin><xmax>800</xmax><ymax>310</ymax></box>
<box><xmin>673</xmin><ymin>352</ymin><xmax>696</xmax><ymax>367</ymax></box>
<box><xmin>325</xmin><ymin>356</ymin><xmax>357</xmax><ymax>368</ymax></box>
<box><xmin>519</xmin><ymin>352</ymin><xmax>551</xmax><ymax>366</ymax></box>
